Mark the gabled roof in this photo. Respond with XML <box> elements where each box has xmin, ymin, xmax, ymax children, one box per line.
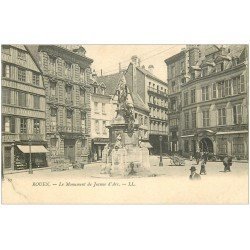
<box><xmin>131</xmin><ymin>92</ymin><xmax>149</xmax><ymax>112</ymax></box>
<box><xmin>97</xmin><ymin>72</ymin><xmax>124</xmax><ymax>96</ymax></box>
<box><xmin>25</xmin><ymin>45</ymin><xmax>42</xmax><ymax>73</ymax></box>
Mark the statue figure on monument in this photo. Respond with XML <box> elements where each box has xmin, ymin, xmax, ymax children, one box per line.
<box><xmin>116</xmin><ymin>75</ymin><xmax>135</xmax><ymax>134</ymax></box>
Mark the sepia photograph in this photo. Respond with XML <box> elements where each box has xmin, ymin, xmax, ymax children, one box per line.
<box><xmin>1</xmin><ymin>44</ymin><xmax>249</xmax><ymax>204</ymax></box>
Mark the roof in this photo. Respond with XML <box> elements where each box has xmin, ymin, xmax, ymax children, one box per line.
<box><xmin>131</xmin><ymin>92</ymin><xmax>149</xmax><ymax>112</ymax></box>
<box><xmin>25</xmin><ymin>45</ymin><xmax>42</xmax><ymax>73</ymax></box>
<box><xmin>136</xmin><ymin>65</ymin><xmax>166</xmax><ymax>84</ymax></box>
<box><xmin>97</xmin><ymin>72</ymin><xmax>123</xmax><ymax>96</ymax></box>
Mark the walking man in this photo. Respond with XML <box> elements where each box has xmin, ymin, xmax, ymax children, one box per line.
<box><xmin>189</xmin><ymin>166</ymin><xmax>201</xmax><ymax>180</ymax></box>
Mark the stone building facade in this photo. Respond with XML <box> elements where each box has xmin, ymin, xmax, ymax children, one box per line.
<box><xmin>125</xmin><ymin>56</ymin><xmax>168</xmax><ymax>154</ymax></box>
<box><xmin>165</xmin><ymin>45</ymin><xmax>248</xmax><ymax>159</ymax></box>
<box><xmin>89</xmin><ymin>71</ymin><xmax>113</xmax><ymax>161</ymax></box>
<box><xmin>28</xmin><ymin>45</ymin><xmax>93</xmax><ymax>164</ymax></box>
<box><xmin>2</xmin><ymin>45</ymin><xmax>46</xmax><ymax>171</ymax></box>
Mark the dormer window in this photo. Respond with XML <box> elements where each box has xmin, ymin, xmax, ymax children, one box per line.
<box><xmin>216</xmin><ymin>62</ymin><xmax>224</xmax><ymax>72</ymax></box>
<box><xmin>93</xmin><ymin>86</ymin><xmax>97</xmax><ymax>94</ymax></box>
<box><xmin>101</xmin><ymin>88</ymin><xmax>105</xmax><ymax>95</ymax></box>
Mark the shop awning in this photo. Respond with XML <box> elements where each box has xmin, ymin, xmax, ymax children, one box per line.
<box><xmin>181</xmin><ymin>134</ymin><xmax>194</xmax><ymax>138</ymax></box>
<box><xmin>17</xmin><ymin>145</ymin><xmax>49</xmax><ymax>153</ymax></box>
<box><xmin>216</xmin><ymin>130</ymin><xmax>248</xmax><ymax>135</ymax></box>
<box><xmin>140</xmin><ymin>142</ymin><xmax>153</xmax><ymax>148</ymax></box>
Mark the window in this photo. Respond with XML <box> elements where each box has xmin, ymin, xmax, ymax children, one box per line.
<box><xmin>202</xmin><ymin>86</ymin><xmax>209</xmax><ymax>101</ymax></box>
<box><xmin>65</xmin><ymin>85</ymin><xmax>72</xmax><ymax>100</ymax></box>
<box><xmin>240</xmin><ymin>75</ymin><xmax>245</xmax><ymax>93</ymax></box>
<box><xmin>66</xmin><ymin>110</ymin><xmax>73</xmax><ymax>131</ymax></box>
<box><xmin>80</xmin><ymin>68</ymin><xmax>85</xmax><ymax>82</ymax></box>
<box><xmin>216</xmin><ymin>62</ymin><xmax>224</xmax><ymax>72</ymax></box>
<box><xmin>184</xmin><ymin>140</ymin><xmax>189</xmax><ymax>152</ymax></box>
<box><xmin>2</xmin><ymin>88</ymin><xmax>11</xmax><ymax>104</ymax></box>
<box><xmin>184</xmin><ymin>92</ymin><xmax>188</xmax><ymax>106</ymax></box>
<box><xmin>18</xmin><ymin>68</ymin><xmax>26</xmax><ymax>82</ymax></box>
<box><xmin>94</xmin><ymin>102</ymin><xmax>99</xmax><ymax>113</ymax></box>
<box><xmin>33</xmin><ymin>119</ymin><xmax>40</xmax><ymax>134</ymax></box>
<box><xmin>102</xmin><ymin>103</ymin><xmax>106</xmax><ymax>114</ymax></box>
<box><xmin>17</xmin><ymin>50</ymin><xmax>26</xmax><ymax>60</ymax></box>
<box><xmin>233</xmin><ymin>137</ymin><xmax>245</xmax><ymax>156</ymax></box>
<box><xmin>191</xmin><ymin>89</ymin><xmax>196</xmax><ymax>103</ymax></box>
<box><xmin>102</xmin><ymin>121</ymin><xmax>107</xmax><ymax>134</ymax></box>
<box><xmin>50</xmin><ymin>108</ymin><xmax>57</xmax><ymax>129</ymax></box>
<box><xmin>81</xmin><ymin>112</ymin><xmax>86</xmax><ymax>133</ymax></box>
<box><xmin>224</xmin><ymin>80</ymin><xmax>232</xmax><ymax>96</ymax></box>
<box><xmin>192</xmin><ymin>111</ymin><xmax>196</xmax><ymax>128</ymax></box>
<box><xmin>95</xmin><ymin>120</ymin><xmax>99</xmax><ymax>134</ymax></box>
<box><xmin>49</xmin><ymin>57</ymin><xmax>56</xmax><ymax>74</ymax></box>
<box><xmin>34</xmin><ymin>95</ymin><xmax>40</xmax><ymax>109</ymax></box>
<box><xmin>218</xmin><ymin>108</ymin><xmax>226</xmax><ymax>125</ymax></box>
<box><xmin>18</xmin><ymin>92</ymin><xmax>27</xmax><ymax>107</ymax></box>
<box><xmin>64</xmin><ymin>62</ymin><xmax>71</xmax><ymax>77</ymax></box>
<box><xmin>93</xmin><ymin>86</ymin><xmax>97</xmax><ymax>94</ymax></box>
<box><xmin>50</xmin><ymin>82</ymin><xmax>56</xmax><ymax>97</ymax></box>
<box><xmin>191</xmin><ymin>72</ymin><xmax>195</xmax><ymax>80</ymax></box>
<box><xmin>2</xmin><ymin>64</ymin><xmax>10</xmax><ymax>78</ymax></box>
<box><xmin>32</xmin><ymin>73</ymin><xmax>39</xmax><ymax>85</ymax></box>
<box><xmin>233</xmin><ymin>104</ymin><xmax>242</xmax><ymax>125</ymax></box>
<box><xmin>212</xmin><ymin>83</ymin><xmax>217</xmax><ymax>99</ymax></box>
<box><xmin>217</xmin><ymin>138</ymin><xmax>227</xmax><ymax>154</ymax></box>
<box><xmin>101</xmin><ymin>88</ymin><xmax>105</xmax><ymax>95</ymax></box>
<box><xmin>2</xmin><ymin>116</ymin><xmax>15</xmax><ymax>133</ymax></box>
<box><xmin>80</xmin><ymin>88</ymin><xmax>86</xmax><ymax>104</ymax></box>
<box><xmin>202</xmin><ymin>111</ymin><xmax>210</xmax><ymax>127</ymax></box>
<box><xmin>144</xmin><ymin>116</ymin><xmax>148</xmax><ymax>126</ymax></box>
<box><xmin>217</xmin><ymin>81</ymin><xmax>225</xmax><ymax>98</ymax></box>
<box><xmin>20</xmin><ymin>118</ymin><xmax>27</xmax><ymax>134</ymax></box>
<box><xmin>184</xmin><ymin>113</ymin><xmax>189</xmax><ymax>129</ymax></box>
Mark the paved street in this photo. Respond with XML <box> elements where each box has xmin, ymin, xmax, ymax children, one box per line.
<box><xmin>2</xmin><ymin>156</ymin><xmax>248</xmax><ymax>204</ymax></box>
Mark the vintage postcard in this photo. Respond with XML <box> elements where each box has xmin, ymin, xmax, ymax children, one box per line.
<box><xmin>1</xmin><ymin>44</ymin><xmax>248</xmax><ymax>204</ymax></box>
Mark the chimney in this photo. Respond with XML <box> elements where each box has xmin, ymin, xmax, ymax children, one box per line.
<box><xmin>142</xmin><ymin>65</ymin><xmax>145</xmax><ymax>69</ymax></box>
<box><xmin>131</xmin><ymin>55</ymin><xmax>140</xmax><ymax>67</ymax></box>
<box><xmin>72</xmin><ymin>45</ymin><xmax>86</xmax><ymax>56</ymax></box>
<box><xmin>148</xmin><ymin>65</ymin><xmax>154</xmax><ymax>74</ymax></box>
<box><xmin>119</xmin><ymin>62</ymin><xmax>122</xmax><ymax>72</ymax></box>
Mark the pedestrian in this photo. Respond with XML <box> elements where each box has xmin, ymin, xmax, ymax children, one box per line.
<box><xmin>189</xmin><ymin>166</ymin><xmax>201</xmax><ymax>180</ymax></box>
<box><xmin>200</xmin><ymin>159</ymin><xmax>207</xmax><ymax>175</ymax></box>
<box><xmin>223</xmin><ymin>155</ymin><xmax>232</xmax><ymax>172</ymax></box>
<box><xmin>203</xmin><ymin>151</ymin><xmax>208</xmax><ymax>164</ymax></box>
<box><xmin>195</xmin><ymin>150</ymin><xmax>201</xmax><ymax>165</ymax></box>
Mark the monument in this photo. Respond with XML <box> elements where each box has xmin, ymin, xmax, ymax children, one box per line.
<box><xmin>101</xmin><ymin>74</ymin><xmax>151</xmax><ymax>177</ymax></box>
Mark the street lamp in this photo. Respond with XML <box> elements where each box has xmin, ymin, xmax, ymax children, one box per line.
<box><xmin>159</xmin><ymin>135</ymin><xmax>163</xmax><ymax>167</ymax></box>
<box><xmin>29</xmin><ymin>138</ymin><xmax>33</xmax><ymax>174</ymax></box>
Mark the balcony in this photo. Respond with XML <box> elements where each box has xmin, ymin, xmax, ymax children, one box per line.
<box><xmin>57</xmin><ymin>126</ymin><xmax>87</xmax><ymax>134</ymax></box>
<box><xmin>148</xmin><ymin>87</ymin><xmax>167</xmax><ymax>97</ymax></box>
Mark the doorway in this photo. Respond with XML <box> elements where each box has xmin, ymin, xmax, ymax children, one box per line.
<box><xmin>199</xmin><ymin>137</ymin><xmax>213</xmax><ymax>153</ymax></box>
<box><xmin>4</xmin><ymin>147</ymin><xmax>11</xmax><ymax>169</ymax></box>
<box><xmin>64</xmin><ymin>139</ymin><xmax>76</xmax><ymax>162</ymax></box>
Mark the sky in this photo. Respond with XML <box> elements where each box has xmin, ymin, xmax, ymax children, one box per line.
<box><xmin>83</xmin><ymin>45</ymin><xmax>185</xmax><ymax>81</ymax></box>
